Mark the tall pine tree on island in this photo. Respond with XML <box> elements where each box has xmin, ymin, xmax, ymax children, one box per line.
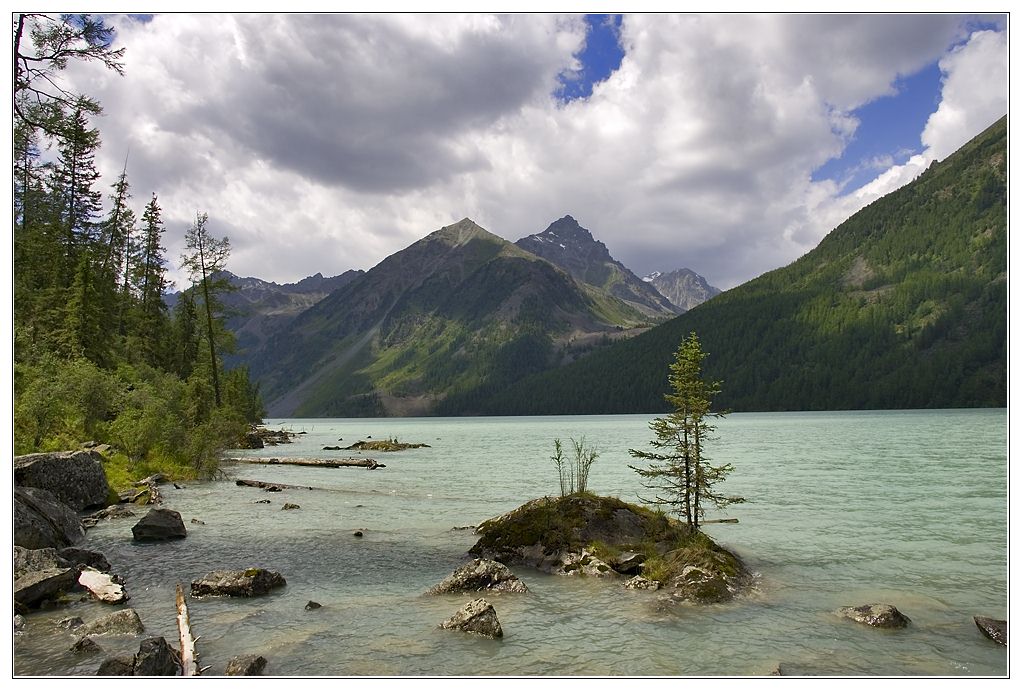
<box><xmin>629</xmin><ymin>332</ymin><xmax>744</xmax><ymax>530</ymax></box>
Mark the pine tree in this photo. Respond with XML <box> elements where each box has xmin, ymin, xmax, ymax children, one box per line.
<box><xmin>181</xmin><ymin>213</ymin><xmax>231</xmax><ymax>406</ymax></box>
<box><xmin>130</xmin><ymin>194</ymin><xmax>171</xmax><ymax>367</ymax></box>
<box><xmin>629</xmin><ymin>332</ymin><xmax>744</xmax><ymax>530</ymax></box>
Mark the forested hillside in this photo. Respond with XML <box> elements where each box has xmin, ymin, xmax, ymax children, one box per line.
<box><xmin>477</xmin><ymin>116</ymin><xmax>1007</xmax><ymax>414</ymax></box>
<box><xmin>13</xmin><ymin>14</ymin><xmax>263</xmax><ymax>480</ymax></box>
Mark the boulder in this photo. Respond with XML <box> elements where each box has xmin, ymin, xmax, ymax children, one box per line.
<box><xmin>14</xmin><ymin>450</ymin><xmax>110</xmax><ymax>510</ymax></box>
<box><xmin>427</xmin><ymin>559</ymin><xmax>529</xmax><ymax>595</ymax></box>
<box><xmin>78</xmin><ymin>567</ymin><xmax>129</xmax><ymax>604</ymax></box>
<box><xmin>610</xmin><ymin>552</ymin><xmax>647</xmax><ymax>575</ymax></box>
<box><xmin>132</xmin><ymin>637</ymin><xmax>179</xmax><ymax>676</ymax></box>
<box><xmin>131</xmin><ymin>508</ymin><xmax>187</xmax><ymax>541</ymax></box>
<box><xmin>14</xmin><ymin>615</ymin><xmax>25</xmax><ymax>633</ymax></box>
<box><xmin>281</xmin><ymin>503</ymin><xmax>300</xmax><ymax>510</ymax></box>
<box><xmin>439</xmin><ymin>598</ymin><xmax>503</xmax><ymax>639</ymax></box>
<box><xmin>190</xmin><ymin>568</ymin><xmax>287</xmax><ymax>598</ymax></box>
<box><xmin>14</xmin><ymin>566</ymin><xmax>79</xmax><ymax>609</ymax></box>
<box><xmin>305</xmin><ymin>601</ymin><xmax>322</xmax><ymax>610</ymax></box>
<box><xmin>225</xmin><ymin>654</ymin><xmax>268</xmax><ymax>675</ymax></box>
<box><xmin>837</xmin><ymin>604</ymin><xmax>910</xmax><ymax>629</ymax></box>
<box><xmin>82</xmin><ymin>608</ymin><xmax>145</xmax><ymax>636</ymax></box>
<box><xmin>14</xmin><ymin>486</ymin><xmax>86</xmax><ymax>549</ymax></box>
<box><xmin>58</xmin><ymin>546</ymin><xmax>111</xmax><ymax>572</ymax></box>
<box><xmin>974</xmin><ymin>616</ymin><xmax>1007</xmax><ymax>645</ymax></box>
<box><xmin>70</xmin><ymin>636</ymin><xmax>102</xmax><ymax>654</ymax></box>
<box><xmin>14</xmin><ymin>545</ymin><xmax>71</xmax><ymax>580</ymax></box>
<box><xmin>558</xmin><ymin>549</ymin><xmax>616</xmax><ymax>577</ymax></box>
<box><xmin>97</xmin><ymin>657</ymin><xmax>134</xmax><ymax>676</ymax></box>
<box><xmin>663</xmin><ymin>565</ymin><xmax>732</xmax><ymax>604</ymax></box>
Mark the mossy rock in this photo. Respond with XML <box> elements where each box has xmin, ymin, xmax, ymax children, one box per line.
<box><xmin>470</xmin><ymin>494</ymin><xmax>749</xmax><ymax>603</ymax></box>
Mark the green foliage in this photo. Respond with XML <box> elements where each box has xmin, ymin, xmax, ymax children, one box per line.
<box><xmin>551</xmin><ymin>437</ymin><xmax>600</xmax><ymax>496</ymax></box>
<box><xmin>481</xmin><ymin>116</ymin><xmax>1008</xmax><ymax>414</ymax></box>
<box><xmin>12</xmin><ymin>34</ymin><xmax>263</xmax><ymax>480</ymax></box>
<box><xmin>630</xmin><ymin>332</ymin><xmax>744</xmax><ymax>529</ymax></box>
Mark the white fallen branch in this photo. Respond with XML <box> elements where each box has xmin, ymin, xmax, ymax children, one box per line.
<box><xmin>176</xmin><ymin>583</ymin><xmax>199</xmax><ymax>676</ymax></box>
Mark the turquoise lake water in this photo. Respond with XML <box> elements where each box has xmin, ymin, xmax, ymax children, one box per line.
<box><xmin>13</xmin><ymin>409</ymin><xmax>1008</xmax><ymax>677</ymax></box>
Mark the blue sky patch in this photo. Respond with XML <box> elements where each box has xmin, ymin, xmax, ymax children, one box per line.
<box><xmin>813</xmin><ymin>62</ymin><xmax>942</xmax><ymax>193</ymax></box>
<box><xmin>557</xmin><ymin>14</ymin><xmax>624</xmax><ymax>103</ymax></box>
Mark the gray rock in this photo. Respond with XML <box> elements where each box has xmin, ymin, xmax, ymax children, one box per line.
<box><xmin>70</xmin><ymin>636</ymin><xmax>102</xmax><ymax>654</ymax></box>
<box><xmin>427</xmin><ymin>558</ymin><xmax>528</xmax><ymax>595</ymax></box>
<box><xmin>623</xmin><ymin>575</ymin><xmax>661</xmax><ymax>590</ymax></box>
<box><xmin>305</xmin><ymin>600</ymin><xmax>322</xmax><ymax>610</ymax></box>
<box><xmin>837</xmin><ymin>604</ymin><xmax>911</xmax><ymax>629</ymax></box>
<box><xmin>58</xmin><ymin>616</ymin><xmax>85</xmax><ymax>630</ymax></box>
<box><xmin>86</xmin><ymin>504</ymin><xmax>137</xmax><ymax>522</ymax></box>
<box><xmin>611</xmin><ymin>551</ymin><xmax>647</xmax><ymax>575</ymax></box>
<box><xmin>14</xmin><ymin>566</ymin><xmax>79</xmax><ymax>609</ymax></box>
<box><xmin>225</xmin><ymin>654</ymin><xmax>268</xmax><ymax>675</ymax></box>
<box><xmin>190</xmin><ymin>568</ymin><xmax>287</xmax><ymax>598</ymax></box>
<box><xmin>14</xmin><ymin>486</ymin><xmax>86</xmax><ymax>549</ymax></box>
<box><xmin>974</xmin><ymin>616</ymin><xmax>1007</xmax><ymax>645</ymax></box>
<box><xmin>14</xmin><ymin>545</ymin><xmax>71</xmax><ymax>580</ymax></box>
<box><xmin>14</xmin><ymin>450</ymin><xmax>110</xmax><ymax>510</ymax></box>
<box><xmin>281</xmin><ymin>503</ymin><xmax>300</xmax><ymax>510</ymax></box>
<box><xmin>132</xmin><ymin>637</ymin><xmax>179</xmax><ymax>675</ymax></box>
<box><xmin>14</xmin><ymin>615</ymin><xmax>25</xmax><ymax>633</ymax></box>
<box><xmin>439</xmin><ymin>598</ymin><xmax>503</xmax><ymax>639</ymax></box>
<box><xmin>97</xmin><ymin>656</ymin><xmax>134</xmax><ymax>676</ymax></box>
<box><xmin>131</xmin><ymin>508</ymin><xmax>187</xmax><ymax>541</ymax></box>
<box><xmin>58</xmin><ymin>546</ymin><xmax>111</xmax><ymax>572</ymax></box>
<box><xmin>663</xmin><ymin>565</ymin><xmax>732</xmax><ymax>604</ymax></box>
<box><xmin>83</xmin><ymin>608</ymin><xmax>145</xmax><ymax>636</ymax></box>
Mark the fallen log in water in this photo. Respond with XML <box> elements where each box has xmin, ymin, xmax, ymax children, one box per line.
<box><xmin>702</xmin><ymin>518</ymin><xmax>739</xmax><ymax>524</ymax></box>
<box><xmin>224</xmin><ymin>457</ymin><xmax>385</xmax><ymax>470</ymax></box>
<box><xmin>235</xmin><ymin>479</ymin><xmax>317</xmax><ymax>491</ymax></box>
<box><xmin>176</xmin><ymin>584</ymin><xmax>199</xmax><ymax>676</ymax></box>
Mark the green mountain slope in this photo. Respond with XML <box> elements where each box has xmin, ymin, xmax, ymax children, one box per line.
<box><xmin>477</xmin><ymin>116</ymin><xmax>1007</xmax><ymax>414</ymax></box>
<box><xmin>247</xmin><ymin>218</ymin><xmax>654</xmax><ymax>416</ymax></box>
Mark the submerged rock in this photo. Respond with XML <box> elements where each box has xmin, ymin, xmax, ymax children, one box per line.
<box><xmin>837</xmin><ymin>604</ymin><xmax>911</xmax><ymax>629</ymax></box>
<box><xmin>96</xmin><ymin>656</ymin><xmax>134</xmax><ymax>676</ymax></box>
<box><xmin>974</xmin><ymin>616</ymin><xmax>1007</xmax><ymax>645</ymax></box>
<box><xmin>427</xmin><ymin>559</ymin><xmax>528</xmax><ymax>595</ymax></box>
<box><xmin>439</xmin><ymin>598</ymin><xmax>503</xmax><ymax>639</ymax></box>
<box><xmin>83</xmin><ymin>608</ymin><xmax>145</xmax><ymax>636</ymax></box>
<box><xmin>131</xmin><ymin>508</ymin><xmax>187</xmax><ymax>541</ymax></box>
<box><xmin>71</xmin><ymin>636</ymin><xmax>102</xmax><ymax>654</ymax></box>
<box><xmin>304</xmin><ymin>600</ymin><xmax>322</xmax><ymax>610</ymax></box>
<box><xmin>226</xmin><ymin>654</ymin><xmax>268</xmax><ymax>675</ymax></box>
<box><xmin>191</xmin><ymin>568</ymin><xmax>286</xmax><ymax>598</ymax></box>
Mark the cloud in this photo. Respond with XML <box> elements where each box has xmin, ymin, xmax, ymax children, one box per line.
<box><xmin>59</xmin><ymin>14</ymin><xmax>1005</xmax><ymax>291</ymax></box>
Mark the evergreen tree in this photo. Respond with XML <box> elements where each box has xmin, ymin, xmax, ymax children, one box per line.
<box><xmin>13</xmin><ymin>13</ymin><xmax>124</xmax><ymax>135</ymax></box>
<box><xmin>50</xmin><ymin>102</ymin><xmax>103</xmax><ymax>272</ymax></box>
<box><xmin>181</xmin><ymin>212</ymin><xmax>231</xmax><ymax>406</ymax></box>
<box><xmin>629</xmin><ymin>332</ymin><xmax>744</xmax><ymax>530</ymax></box>
<box><xmin>130</xmin><ymin>194</ymin><xmax>171</xmax><ymax>367</ymax></box>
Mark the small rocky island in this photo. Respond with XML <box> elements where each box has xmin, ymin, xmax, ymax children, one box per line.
<box><xmin>468</xmin><ymin>493</ymin><xmax>751</xmax><ymax>604</ymax></box>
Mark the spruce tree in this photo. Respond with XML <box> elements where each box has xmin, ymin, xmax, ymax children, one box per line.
<box><xmin>629</xmin><ymin>332</ymin><xmax>744</xmax><ymax>530</ymax></box>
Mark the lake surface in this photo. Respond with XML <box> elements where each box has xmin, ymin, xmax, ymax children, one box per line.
<box><xmin>14</xmin><ymin>410</ymin><xmax>1008</xmax><ymax>677</ymax></box>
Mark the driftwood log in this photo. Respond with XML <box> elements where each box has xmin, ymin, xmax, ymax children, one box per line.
<box><xmin>225</xmin><ymin>457</ymin><xmax>385</xmax><ymax>470</ymax></box>
<box><xmin>176</xmin><ymin>583</ymin><xmax>199</xmax><ymax>676</ymax></box>
<box><xmin>235</xmin><ymin>479</ymin><xmax>317</xmax><ymax>491</ymax></box>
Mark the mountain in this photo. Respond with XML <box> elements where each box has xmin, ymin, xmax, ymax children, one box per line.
<box><xmin>245</xmin><ymin>218</ymin><xmax>657</xmax><ymax>417</ymax></box>
<box><xmin>643</xmin><ymin>268</ymin><xmax>722</xmax><ymax>311</ymax></box>
<box><xmin>168</xmin><ymin>270</ymin><xmax>364</xmax><ymax>366</ymax></box>
<box><xmin>471</xmin><ymin>116</ymin><xmax>1007</xmax><ymax>414</ymax></box>
<box><xmin>515</xmin><ymin>216</ymin><xmax>680</xmax><ymax>320</ymax></box>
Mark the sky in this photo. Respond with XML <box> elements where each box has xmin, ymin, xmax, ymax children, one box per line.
<box><xmin>49</xmin><ymin>10</ymin><xmax>1009</xmax><ymax>291</ymax></box>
